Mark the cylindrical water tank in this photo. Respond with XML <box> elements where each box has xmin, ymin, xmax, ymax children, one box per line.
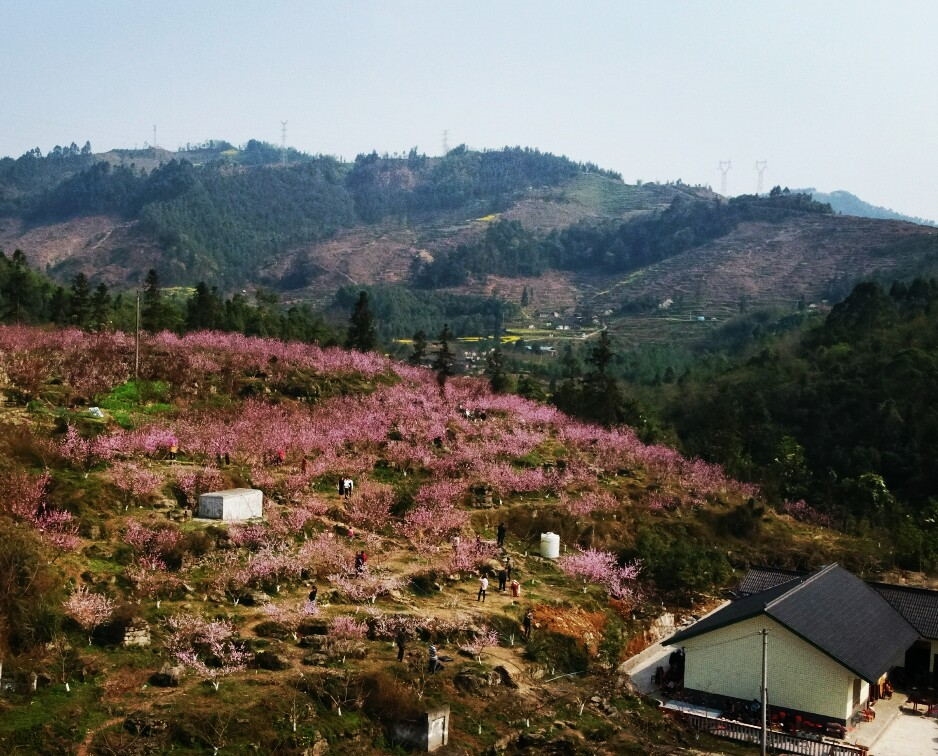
<box><xmin>540</xmin><ymin>532</ymin><xmax>560</xmax><ymax>559</ymax></box>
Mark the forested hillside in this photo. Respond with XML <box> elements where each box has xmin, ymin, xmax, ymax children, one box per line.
<box><xmin>0</xmin><ymin>142</ymin><xmax>622</xmax><ymax>288</ymax></box>
<box><xmin>659</xmin><ymin>278</ymin><xmax>938</xmax><ymax>571</ymax></box>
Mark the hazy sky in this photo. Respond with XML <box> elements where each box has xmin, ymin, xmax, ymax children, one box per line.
<box><xmin>3</xmin><ymin>0</ymin><xmax>937</xmax><ymax>220</ymax></box>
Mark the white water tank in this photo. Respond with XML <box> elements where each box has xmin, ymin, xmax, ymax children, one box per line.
<box><xmin>540</xmin><ymin>532</ymin><xmax>560</xmax><ymax>559</ymax></box>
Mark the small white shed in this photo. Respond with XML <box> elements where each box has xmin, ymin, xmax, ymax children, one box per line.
<box><xmin>197</xmin><ymin>488</ymin><xmax>263</xmax><ymax>521</ymax></box>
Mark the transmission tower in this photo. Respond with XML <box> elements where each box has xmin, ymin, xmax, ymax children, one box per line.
<box><xmin>152</xmin><ymin>125</ymin><xmax>157</xmax><ymax>151</ymax></box>
<box><xmin>755</xmin><ymin>160</ymin><xmax>768</xmax><ymax>195</ymax></box>
<box><xmin>718</xmin><ymin>160</ymin><xmax>732</xmax><ymax>196</ymax></box>
<box><xmin>442</xmin><ymin>130</ymin><xmax>449</xmax><ymax>155</ymax></box>
<box><xmin>280</xmin><ymin>121</ymin><xmax>288</xmax><ymax>166</ymax></box>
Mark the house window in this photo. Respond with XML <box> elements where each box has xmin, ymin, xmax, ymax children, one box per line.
<box><xmin>852</xmin><ymin>678</ymin><xmax>862</xmax><ymax>708</ymax></box>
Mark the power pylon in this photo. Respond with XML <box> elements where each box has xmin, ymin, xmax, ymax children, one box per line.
<box><xmin>280</xmin><ymin>121</ymin><xmax>288</xmax><ymax>167</ymax></box>
<box><xmin>755</xmin><ymin>160</ymin><xmax>768</xmax><ymax>195</ymax></box>
<box><xmin>718</xmin><ymin>160</ymin><xmax>732</xmax><ymax>196</ymax></box>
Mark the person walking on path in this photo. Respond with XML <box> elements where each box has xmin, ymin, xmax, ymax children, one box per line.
<box><xmin>497</xmin><ymin>566</ymin><xmax>508</xmax><ymax>592</ymax></box>
<box><xmin>504</xmin><ymin>556</ymin><xmax>513</xmax><ymax>581</ymax></box>
<box><xmin>428</xmin><ymin>643</ymin><xmax>441</xmax><ymax>673</ymax></box>
<box><xmin>477</xmin><ymin>574</ymin><xmax>489</xmax><ymax>602</ymax></box>
<box><xmin>396</xmin><ymin>629</ymin><xmax>407</xmax><ymax>662</ymax></box>
<box><xmin>343</xmin><ymin>477</ymin><xmax>354</xmax><ymax>499</ymax></box>
<box><xmin>496</xmin><ymin>521</ymin><xmax>506</xmax><ymax>548</ymax></box>
<box><xmin>522</xmin><ymin>609</ymin><xmax>533</xmax><ymax>640</ymax></box>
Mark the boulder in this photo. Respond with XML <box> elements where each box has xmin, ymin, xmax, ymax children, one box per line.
<box><xmin>149</xmin><ymin>663</ymin><xmax>185</xmax><ymax>687</ymax></box>
<box><xmin>254</xmin><ymin>650</ymin><xmax>290</xmax><ymax>671</ymax></box>
<box><xmin>124</xmin><ymin>713</ymin><xmax>169</xmax><ymax>736</ymax></box>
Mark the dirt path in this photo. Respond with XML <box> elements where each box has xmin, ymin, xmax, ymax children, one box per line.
<box><xmin>76</xmin><ymin>716</ymin><xmax>122</xmax><ymax>756</ymax></box>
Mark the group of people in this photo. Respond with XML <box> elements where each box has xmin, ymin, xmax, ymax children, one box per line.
<box><xmin>338</xmin><ymin>476</ymin><xmax>354</xmax><ymax>499</ymax></box>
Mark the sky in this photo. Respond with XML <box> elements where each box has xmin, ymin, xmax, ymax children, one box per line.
<box><xmin>2</xmin><ymin>0</ymin><xmax>937</xmax><ymax>220</ymax></box>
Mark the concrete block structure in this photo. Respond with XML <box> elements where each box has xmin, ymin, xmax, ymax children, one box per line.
<box><xmin>197</xmin><ymin>488</ymin><xmax>263</xmax><ymax>521</ymax></box>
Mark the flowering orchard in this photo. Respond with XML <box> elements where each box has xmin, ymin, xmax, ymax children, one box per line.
<box><xmin>0</xmin><ymin>323</ymin><xmax>771</xmax><ymax>709</ymax></box>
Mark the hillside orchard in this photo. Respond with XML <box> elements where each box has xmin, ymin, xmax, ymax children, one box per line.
<box><xmin>0</xmin><ymin>323</ymin><xmax>852</xmax><ymax>754</ymax></box>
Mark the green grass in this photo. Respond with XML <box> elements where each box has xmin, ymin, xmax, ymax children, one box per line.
<box><xmin>0</xmin><ymin>681</ymin><xmax>107</xmax><ymax>751</ymax></box>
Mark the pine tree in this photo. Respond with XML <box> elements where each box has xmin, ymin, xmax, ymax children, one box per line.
<box><xmin>409</xmin><ymin>329</ymin><xmax>428</xmax><ymax>366</ymax></box>
<box><xmin>581</xmin><ymin>330</ymin><xmax>624</xmax><ymax>426</ymax></box>
<box><xmin>433</xmin><ymin>324</ymin><xmax>456</xmax><ymax>392</ymax></box>
<box><xmin>68</xmin><ymin>273</ymin><xmax>91</xmax><ymax>328</ymax></box>
<box><xmin>346</xmin><ymin>290</ymin><xmax>377</xmax><ymax>352</ymax></box>
<box><xmin>485</xmin><ymin>346</ymin><xmax>509</xmax><ymax>393</ymax></box>
<box><xmin>552</xmin><ymin>344</ymin><xmax>582</xmax><ymax>416</ymax></box>
<box><xmin>89</xmin><ymin>283</ymin><xmax>111</xmax><ymax>331</ymax></box>
<box><xmin>141</xmin><ymin>269</ymin><xmax>166</xmax><ymax>332</ymax></box>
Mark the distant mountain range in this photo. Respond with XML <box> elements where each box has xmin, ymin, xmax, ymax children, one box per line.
<box><xmin>801</xmin><ymin>188</ymin><xmax>936</xmax><ymax>227</ymax></box>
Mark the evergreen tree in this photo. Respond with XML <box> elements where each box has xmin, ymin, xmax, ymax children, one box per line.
<box><xmin>433</xmin><ymin>323</ymin><xmax>456</xmax><ymax>392</ymax></box>
<box><xmin>409</xmin><ymin>329</ymin><xmax>428</xmax><ymax>366</ymax></box>
<box><xmin>581</xmin><ymin>330</ymin><xmax>627</xmax><ymax>427</ymax></box>
<box><xmin>141</xmin><ymin>268</ymin><xmax>169</xmax><ymax>332</ymax></box>
<box><xmin>346</xmin><ymin>290</ymin><xmax>378</xmax><ymax>352</ymax></box>
<box><xmin>89</xmin><ymin>283</ymin><xmax>111</xmax><ymax>331</ymax></box>
<box><xmin>484</xmin><ymin>345</ymin><xmax>510</xmax><ymax>393</ymax></box>
<box><xmin>552</xmin><ymin>344</ymin><xmax>582</xmax><ymax>416</ymax></box>
<box><xmin>68</xmin><ymin>273</ymin><xmax>91</xmax><ymax>328</ymax></box>
<box><xmin>186</xmin><ymin>281</ymin><xmax>224</xmax><ymax>331</ymax></box>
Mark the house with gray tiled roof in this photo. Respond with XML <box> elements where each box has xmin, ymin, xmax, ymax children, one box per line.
<box><xmin>665</xmin><ymin>564</ymin><xmax>922</xmax><ymax>725</ymax></box>
<box><xmin>737</xmin><ymin>567</ymin><xmax>938</xmax><ymax>688</ymax></box>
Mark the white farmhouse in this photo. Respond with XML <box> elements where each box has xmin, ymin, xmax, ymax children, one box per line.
<box><xmin>665</xmin><ymin>564</ymin><xmax>920</xmax><ymax>726</ymax></box>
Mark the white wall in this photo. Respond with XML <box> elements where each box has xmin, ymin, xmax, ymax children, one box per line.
<box><xmin>680</xmin><ymin>615</ymin><xmax>863</xmax><ymax>722</ymax></box>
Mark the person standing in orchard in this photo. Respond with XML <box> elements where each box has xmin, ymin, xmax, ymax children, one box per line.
<box><xmin>477</xmin><ymin>573</ymin><xmax>489</xmax><ymax>602</ymax></box>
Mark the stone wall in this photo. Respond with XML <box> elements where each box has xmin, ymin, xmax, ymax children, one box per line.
<box><xmin>123</xmin><ymin>621</ymin><xmax>151</xmax><ymax>647</ymax></box>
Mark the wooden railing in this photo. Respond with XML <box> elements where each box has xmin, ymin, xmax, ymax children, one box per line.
<box><xmin>678</xmin><ymin>712</ymin><xmax>868</xmax><ymax>756</ymax></box>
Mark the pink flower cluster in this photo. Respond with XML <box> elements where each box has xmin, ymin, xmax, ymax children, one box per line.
<box><xmin>327</xmin><ymin>570</ymin><xmax>404</xmax><ymax>604</ymax></box>
<box><xmin>328</xmin><ymin>615</ymin><xmax>369</xmax><ymax>639</ymax></box>
<box><xmin>123</xmin><ymin>520</ymin><xmax>182</xmax><ymax>560</ymax></box>
<box><xmin>0</xmin><ymin>469</ymin><xmax>80</xmax><ymax>553</ymax></box>
<box><xmin>458</xmin><ymin>627</ymin><xmax>500</xmax><ymax>659</ymax></box>
<box><xmin>557</xmin><ymin>547</ymin><xmax>642</xmax><ymax>602</ymax></box>
<box><xmin>164</xmin><ymin>612</ymin><xmax>252</xmax><ymax>689</ymax></box>
<box><xmin>781</xmin><ymin>499</ymin><xmax>833</xmax><ymax>527</ymax></box>
<box><xmin>63</xmin><ymin>586</ymin><xmax>114</xmax><ymax>643</ymax></box>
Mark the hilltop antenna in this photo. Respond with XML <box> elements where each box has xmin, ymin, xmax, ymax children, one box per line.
<box><xmin>718</xmin><ymin>159</ymin><xmax>732</xmax><ymax>196</ymax></box>
<box><xmin>152</xmin><ymin>125</ymin><xmax>157</xmax><ymax>151</ymax></box>
<box><xmin>755</xmin><ymin>160</ymin><xmax>768</xmax><ymax>195</ymax></box>
<box><xmin>442</xmin><ymin>130</ymin><xmax>449</xmax><ymax>156</ymax></box>
<box><xmin>280</xmin><ymin>121</ymin><xmax>288</xmax><ymax>166</ymax></box>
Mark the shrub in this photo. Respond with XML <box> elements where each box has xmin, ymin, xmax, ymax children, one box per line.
<box><xmin>0</xmin><ymin>520</ymin><xmax>64</xmax><ymax>654</ymax></box>
<box><xmin>524</xmin><ymin>630</ymin><xmax>590</xmax><ymax>673</ymax></box>
<box><xmin>360</xmin><ymin>670</ymin><xmax>423</xmax><ymax>725</ymax></box>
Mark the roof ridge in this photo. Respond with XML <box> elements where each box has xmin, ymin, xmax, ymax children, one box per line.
<box><xmin>764</xmin><ymin>563</ymin><xmax>837</xmax><ymax>610</ymax></box>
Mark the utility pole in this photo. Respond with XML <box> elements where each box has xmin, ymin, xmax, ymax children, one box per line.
<box><xmin>134</xmin><ymin>289</ymin><xmax>141</xmax><ymax>380</ymax></box>
<box><xmin>761</xmin><ymin>628</ymin><xmax>768</xmax><ymax>756</ymax></box>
